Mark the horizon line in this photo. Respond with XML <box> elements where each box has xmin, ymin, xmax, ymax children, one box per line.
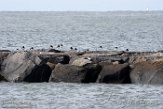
<box><xmin>0</xmin><ymin>10</ymin><xmax>163</xmax><ymax>12</ymax></box>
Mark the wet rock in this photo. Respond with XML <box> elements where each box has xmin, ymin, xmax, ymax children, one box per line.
<box><xmin>0</xmin><ymin>52</ymin><xmax>41</xmax><ymax>82</ymax></box>
<box><xmin>49</xmin><ymin>63</ymin><xmax>83</xmax><ymax>83</ymax></box>
<box><xmin>0</xmin><ymin>50</ymin><xmax>11</xmax><ymax>52</ymax></box>
<box><xmin>91</xmin><ymin>55</ymin><xmax>128</xmax><ymax>64</ymax></box>
<box><xmin>97</xmin><ymin>63</ymin><xmax>131</xmax><ymax>83</ymax></box>
<box><xmin>39</xmin><ymin>54</ymin><xmax>70</xmax><ymax>64</ymax></box>
<box><xmin>130</xmin><ymin>60</ymin><xmax>163</xmax><ymax>84</ymax></box>
<box><xmin>71</xmin><ymin>57</ymin><xmax>92</xmax><ymax>67</ymax></box>
<box><xmin>0</xmin><ymin>74</ymin><xmax>7</xmax><ymax>82</ymax></box>
<box><xmin>82</xmin><ymin>64</ymin><xmax>102</xmax><ymax>83</ymax></box>
<box><xmin>24</xmin><ymin>62</ymin><xmax>55</xmax><ymax>82</ymax></box>
<box><xmin>49</xmin><ymin>63</ymin><xmax>102</xmax><ymax>83</ymax></box>
<box><xmin>48</xmin><ymin>49</ymin><xmax>62</xmax><ymax>53</ymax></box>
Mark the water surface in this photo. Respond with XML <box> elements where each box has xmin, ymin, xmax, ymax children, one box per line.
<box><xmin>0</xmin><ymin>83</ymin><xmax>163</xmax><ymax>109</ymax></box>
<box><xmin>0</xmin><ymin>11</ymin><xmax>163</xmax><ymax>109</ymax></box>
<box><xmin>0</xmin><ymin>11</ymin><xmax>163</xmax><ymax>51</ymax></box>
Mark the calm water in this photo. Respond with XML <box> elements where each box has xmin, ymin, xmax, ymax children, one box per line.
<box><xmin>0</xmin><ymin>83</ymin><xmax>163</xmax><ymax>109</ymax></box>
<box><xmin>0</xmin><ymin>11</ymin><xmax>163</xmax><ymax>51</ymax></box>
<box><xmin>0</xmin><ymin>11</ymin><xmax>163</xmax><ymax>109</ymax></box>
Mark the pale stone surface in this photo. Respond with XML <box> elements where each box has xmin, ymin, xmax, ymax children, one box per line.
<box><xmin>71</xmin><ymin>57</ymin><xmax>92</xmax><ymax>67</ymax></box>
<box><xmin>0</xmin><ymin>52</ymin><xmax>41</xmax><ymax>82</ymax></box>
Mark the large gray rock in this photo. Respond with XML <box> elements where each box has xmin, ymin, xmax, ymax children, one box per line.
<box><xmin>0</xmin><ymin>52</ymin><xmax>41</xmax><ymax>82</ymax></box>
<box><xmin>49</xmin><ymin>63</ymin><xmax>102</xmax><ymax>83</ymax></box>
<box><xmin>97</xmin><ymin>63</ymin><xmax>131</xmax><ymax>83</ymax></box>
<box><xmin>130</xmin><ymin>60</ymin><xmax>163</xmax><ymax>84</ymax></box>
<box><xmin>82</xmin><ymin>51</ymin><xmax>129</xmax><ymax>64</ymax></box>
<box><xmin>38</xmin><ymin>54</ymin><xmax>70</xmax><ymax>65</ymax></box>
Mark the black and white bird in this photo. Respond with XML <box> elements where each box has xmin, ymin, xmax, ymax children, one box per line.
<box><xmin>70</xmin><ymin>47</ymin><xmax>73</xmax><ymax>50</ymax></box>
<box><xmin>50</xmin><ymin>45</ymin><xmax>53</xmax><ymax>49</ymax></box>
<box><xmin>99</xmin><ymin>46</ymin><xmax>103</xmax><ymax>48</ymax></box>
<box><xmin>115</xmin><ymin>47</ymin><xmax>118</xmax><ymax>49</ymax></box>
<box><xmin>30</xmin><ymin>47</ymin><xmax>34</xmax><ymax>50</ymax></box>
<box><xmin>21</xmin><ymin>46</ymin><xmax>25</xmax><ymax>50</ymax></box>
<box><xmin>126</xmin><ymin>49</ymin><xmax>129</xmax><ymax>51</ymax></box>
<box><xmin>57</xmin><ymin>44</ymin><xmax>60</xmax><ymax>48</ymax></box>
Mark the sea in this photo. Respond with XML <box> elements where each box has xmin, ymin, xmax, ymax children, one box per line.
<box><xmin>0</xmin><ymin>11</ymin><xmax>163</xmax><ymax>109</ymax></box>
<box><xmin>0</xmin><ymin>11</ymin><xmax>163</xmax><ymax>51</ymax></box>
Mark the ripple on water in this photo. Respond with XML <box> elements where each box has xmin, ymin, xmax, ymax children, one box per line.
<box><xmin>0</xmin><ymin>83</ymin><xmax>163</xmax><ymax>109</ymax></box>
<box><xmin>0</xmin><ymin>12</ymin><xmax>163</xmax><ymax>51</ymax></box>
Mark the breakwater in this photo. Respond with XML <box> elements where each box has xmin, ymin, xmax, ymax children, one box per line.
<box><xmin>0</xmin><ymin>49</ymin><xmax>163</xmax><ymax>84</ymax></box>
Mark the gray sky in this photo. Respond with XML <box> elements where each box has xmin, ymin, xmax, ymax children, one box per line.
<box><xmin>0</xmin><ymin>0</ymin><xmax>162</xmax><ymax>11</ymax></box>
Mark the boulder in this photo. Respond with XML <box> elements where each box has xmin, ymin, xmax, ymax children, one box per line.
<box><xmin>97</xmin><ymin>63</ymin><xmax>131</xmax><ymax>83</ymax></box>
<box><xmin>39</xmin><ymin>54</ymin><xmax>70</xmax><ymax>64</ymax></box>
<box><xmin>0</xmin><ymin>52</ymin><xmax>41</xmax><ymax>82</ymax></box>
<box><xmin>130</xmin><ymin>60</ymin><xmax>163</xmax><ymax>84</ymax></box>
<box><xmin>49</xmin><ymin>63</ymin><xmax>102</xmax><ymax>83</ymax></box>
<box><xmin>24</xmin><ymin>62</ymin><xmax>55</xmax><ymax>82</ymax></box>
<box><xmin>95</xmin><ymin>55</ymin><xmax>128</xmax><ymax>65</ymax></box>
<box><xmin>71</xmin><ymin>57</ymin><xmax>92</xmax><ymax>67</ymax></box>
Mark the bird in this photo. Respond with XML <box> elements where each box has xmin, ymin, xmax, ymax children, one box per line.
<box><xmin>115</xmin><ymin>47</ymin><xmax>118</xmax><ymax>49</ymax></box>
<box><xmin>30</xmin><ymin>47</ymin><xmax>34</xmax><ymax>50</ymax></box>
<box><xmin>99</xmin><ymin>46</ymin><xmax>102</xmax><ymax>48</ymax></box>
<box><xmin>74</xmin><ymin>48</ymin><xmax>77</xmax><ymax>50</ymax></box>
<box><xmin>57</xmin><ymin>44</ymin><xmax>60</xmax><ymax>48</ymax></box>
<box><xmin>21</xmin><ymin>46</ymin><xmax>25</xmax><ymax>50</ymax></box>
<box><xmin>86</xmin><ymin>49</ymin><xmax>89</xmax><ymax>51</ymax></box>
<box><xmin>70</xmin><ymin>47</ymin><xmax>73</xmax><ymax>50</ymax></box>
<box><xmin>114</xmin><ymin>47</ymin><xmax>118</xmax><ymax>51</ymax></box>
<box><xmin>50</xmin><ymin>45</ymin><xmax>53</xmax><ymax>48</ymax></box>
<box><xmin>126</xmin><ymin>49</ymin><xmax>129</xmax><ymax>51</ymax></box>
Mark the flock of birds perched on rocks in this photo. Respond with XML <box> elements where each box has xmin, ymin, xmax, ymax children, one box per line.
<box><xmin>16</xmin><ymin>44</ymin><xmax>78</xmax><ymax>51</ymax></box>
<box><xmin>15</xmin><ymin>44</ymin><xmax>130</xmax><ymax>52</ymax></box>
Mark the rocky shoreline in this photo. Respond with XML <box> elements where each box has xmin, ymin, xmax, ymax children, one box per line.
<box><xmin>0</xmin><ymin>49</ymin><xmax>163</xmax><ymax>84</ymax></box>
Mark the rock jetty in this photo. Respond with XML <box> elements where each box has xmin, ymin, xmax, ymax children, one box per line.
<box><xmin>0</xmin><ymin>49</ymin><xmax>163</xmax><ymax>84</ymax></box>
